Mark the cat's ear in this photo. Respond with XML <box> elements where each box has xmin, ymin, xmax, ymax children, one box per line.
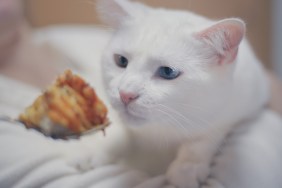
<box><xmin>195</xmin><ymin>18</ymin><xmax>246</xmax><ymax>65</ymax></box>
<box><xmin>96</xmin><ymin>0</ymin><xmax>149</xmax><ymax>27</ymax></box>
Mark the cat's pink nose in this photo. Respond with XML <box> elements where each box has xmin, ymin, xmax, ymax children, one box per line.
<box><xmin>119</xmin><ymin>91</ymin><xmax>139</xmax><ymax>105</ymax></box>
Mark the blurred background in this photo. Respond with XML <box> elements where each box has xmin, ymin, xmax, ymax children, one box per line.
<box><xmin>24</xmin><ymin>0</ymin><xmax>281</xmax><ymax>72</ymax></box>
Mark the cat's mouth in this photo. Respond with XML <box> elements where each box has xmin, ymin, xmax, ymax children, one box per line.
<box><xmin>123</xmin><ymin>104</ymin><xmax>146</xmax><ymax>118</ymax></box>
<box><xmin>118</xmin><ymin>102</ymin><xmax>150</xmax><ymax>124</ymax></box>
<box><xmin>110</xmin><ymin>95</ymin><xmax>151</xmax><ymax>123</ymax></box>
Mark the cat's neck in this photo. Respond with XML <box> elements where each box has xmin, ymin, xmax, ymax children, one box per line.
<box><xmin>124</xmin><ymin>121</ymin><xmax>226</xmax><ymax>175</ymax></box>
<box><xmin>127</xmin><ymin>120</ymin><xmax>226</xmax><ymax>151</ymax></box>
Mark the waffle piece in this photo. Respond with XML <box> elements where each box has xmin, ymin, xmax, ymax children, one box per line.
<box><xmin>19</xmin><ymin>70</ymin><xmax>108</xmax><ymax>138</ymax></box>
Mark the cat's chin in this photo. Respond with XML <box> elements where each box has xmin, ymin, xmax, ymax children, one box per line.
<box><xmin>120</xmin><ymin>112</ymin><xmax>147</xmax><ymax>127</ymax></box>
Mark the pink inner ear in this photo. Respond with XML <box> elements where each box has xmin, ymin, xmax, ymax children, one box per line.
<box><xmin>196</xmin><ymin>19</ymin><xmax>246</xmax><ymax>64</ymax></box>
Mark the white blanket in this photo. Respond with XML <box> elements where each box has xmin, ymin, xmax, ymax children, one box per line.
<box><xmin>1</xmin><ymin>26</ymin><xmax>282</xmax><ymax>188</ymax></box>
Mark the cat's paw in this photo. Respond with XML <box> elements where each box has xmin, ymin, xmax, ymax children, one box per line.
<box><xmin>65</xmin><ymin>150</ymin><xmax>112</xmax><ymax>172</ymax></box>
<box><xmin>166</xmin><ymin>161</ymin><xmax>210</xmax><ymax>188</ymax></box>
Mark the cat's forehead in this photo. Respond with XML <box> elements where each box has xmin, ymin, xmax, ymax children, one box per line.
<box><xmin>130</xmin><ymin>9</ymin><xmax>207</xmax><ymax>34</ymax></box>
<box><xmin>113</xmin><ymin>9</ymin><xmax>208</xmax><ymax>52</ymax></box>
<box><xmin>113</xmin><ymin>28</ymin><xmax>191</xmax><ymax>64</ymax></box>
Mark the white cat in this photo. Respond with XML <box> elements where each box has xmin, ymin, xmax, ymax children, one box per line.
<box><xmin>66</xmin><ymin>0</ymin><xmax>278</xmax><ymax>187</ymax></box>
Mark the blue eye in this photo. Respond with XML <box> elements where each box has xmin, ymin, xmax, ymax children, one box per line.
<box><xmin>158</xmin><ymin>66</ymin><xmax>180</xmax><ymax>80</ymax></box>
<box><xmin>114</xmin><ymin>54</ymin><xmax>128</xmax><ymax>68</ymax></box>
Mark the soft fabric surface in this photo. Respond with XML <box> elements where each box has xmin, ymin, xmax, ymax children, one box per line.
<box><xmin>0</xmin><ymin>26</ymin><xmax>282</xmax><ymax>188</ymax></box>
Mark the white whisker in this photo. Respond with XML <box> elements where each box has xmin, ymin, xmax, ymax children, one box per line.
<box><xmin>155</xmin><ymin>108</ymin><xmax>188</xmax><ymax>134</ymax></box>
<box><xmin>152</xmin><ymin>103</ymin><xmax>220</xmax><ymax>144</ymax></box>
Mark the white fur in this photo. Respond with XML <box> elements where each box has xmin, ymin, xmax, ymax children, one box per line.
<box><xmin>70</xmin><ymin>1</ymin><xmax>279</xmax><ymax>187</ymax></box>
<box><xmin>205</xmin><ymin>109</ymin><xmax>282</xmax><ymax>188</ymax></box>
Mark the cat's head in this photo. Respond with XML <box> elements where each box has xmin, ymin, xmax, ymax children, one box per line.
<box><xmin>97</xmin><ymin>0</ymin><xmax>245</xmax><ymax>130</ymax></box>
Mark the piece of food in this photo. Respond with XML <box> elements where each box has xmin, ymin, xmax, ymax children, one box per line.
<box><xmin>19</xmin><ymin>70</ymin><xmax>109</xmax><ymax>138</ymax></box>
